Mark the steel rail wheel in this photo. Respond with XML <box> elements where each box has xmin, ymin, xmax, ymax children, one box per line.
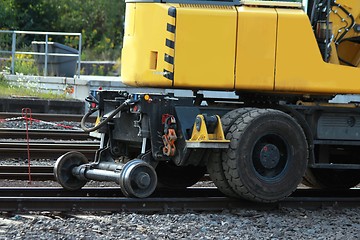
<box><xmin>222</xmin><ymin>109</ymin><xmax>308</xmax><ymax>202</ymax></box>
<box><xmin>156</xmin><ymin>162</ymin><xmax>206</xmax><ymax>189</ymax></box>
<box><xmin>207</xmin><ymin>108</ymin><xmax>253</xmax><ymax>197</ymax></box>
<box><xmin>119</xmin><ymin>159</ymin><xmax>157</xmax><ymax>198</ymax></box>
<box><xmin>54</xmin><ymin>151</ymin><xmax>89</xmax><ymax>191</ymax></box>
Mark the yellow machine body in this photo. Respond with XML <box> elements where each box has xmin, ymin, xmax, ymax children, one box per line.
<box><xmin>121</xmin><ymin>0</ymin><xmax>360</xmax><ymax>95</ymax></box>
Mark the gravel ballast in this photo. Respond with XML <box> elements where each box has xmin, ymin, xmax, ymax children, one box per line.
<box><xmin>1</xmin><ymin>208</ymin><xmax>359</xmax><ymax>239</ymax></box>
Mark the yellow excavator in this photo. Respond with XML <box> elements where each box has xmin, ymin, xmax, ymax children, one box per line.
<box><xmin>54</xmin><ymin>0</ymin><xmax>360</xmax><ymax>202</ymax></box>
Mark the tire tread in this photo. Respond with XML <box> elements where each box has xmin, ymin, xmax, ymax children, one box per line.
<box><xmin>207</xmin><ymin>108</ymin><xmax>253</xmax><ymax>197</ymax></box>
<box><xmin>222</xmin><ymin>109</ymin><xmax>308</xmax><ymax>202</ymax></box>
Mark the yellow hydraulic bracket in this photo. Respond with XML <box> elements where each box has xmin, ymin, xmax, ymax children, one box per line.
<box><xmin>186</xmin><ymin>115</ymin><xmax>230</xmax><ymax>149</ymax></box>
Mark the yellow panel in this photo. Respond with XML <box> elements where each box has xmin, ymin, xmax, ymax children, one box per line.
<box><xmin>275</xmin><ymin>8</ymin><xmax>360</xmax><ymax>94</ymax></box>
<box><xmin>173</xmin><ymin>6</ymin><xmax>237</xmax><ymax>90</ymax></box>
<box><xmin>121</xmin><ymin>3</ymin><xmax>174</xmax><ymax>87</ymax></box>
<box><xmin>242</xmin><ymin>1</ymin><xmax>302</xmax><ymax>8</ymax></box>
<box><xmin>235</xmin><ymin>7</ymin><xmax>277</xmax><ymax>91</ymax></box>
<box><xmin>121</xmin><ymin>3</ymin><xmax>360</xmax><ymax>95</ymax></box>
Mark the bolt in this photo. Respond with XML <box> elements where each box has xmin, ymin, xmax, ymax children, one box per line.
<box><xmin>195</xmin><ymin>117</ymin><xmax>202</xmax><ymax>132</ymax></box>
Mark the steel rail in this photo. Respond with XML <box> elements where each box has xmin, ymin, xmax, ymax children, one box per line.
<box><xmin>0</xmin><ymin>166</ymin><xmax>212</xmax><ymax>181</ymax></box>
<box><xmin>0</xmin><ymin>128</ymin><xmax>94</xmax><ymax>140</ymax></box>
<box><xmin>0</xmin><ymin>188</ymin><xmax>358</xmax><ymax>213</ymax></box>
<box><xmin>0</xmin><ymin>187</ymin><xmax>222</xmax><ymax>198</ymax></box>
<box><xmin>0</xmin><ymin>165</ymin><xmax>53</xmax><ymax>173</ymax></box>
<box><xmin>0</xmin><ymin>141</ymin><xmax>99</xmax><ymax>147</ymax></box>
<box><xmin>0</xmin><ymin>141</ymin><xmax>98</xmax><ymax>159</ymax></box>
<box><xmin>0</xmin><ymin>165</ymin><xmax>54</xmax><ymax>180</ymax></box>
<box><xmin>0</xmin><ymin>112</ymin><xmax>96</xmax><ymax>123</ymax></box>
<box><xmin>0</xmin><ymin>187</ymin><xmax>357</xmax><ymax>198</ymax></box>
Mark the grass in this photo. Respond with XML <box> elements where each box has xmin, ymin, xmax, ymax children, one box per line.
<box><xmin>0</xmin><ymin>74</ymin><xmax>70</xmax><ymax>100</ymax></box>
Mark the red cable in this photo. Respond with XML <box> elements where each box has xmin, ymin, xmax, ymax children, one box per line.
<box><xmin>22</xmin><ymin>108</ymin><xmax>32</xmax><ymax>184</ymax></box>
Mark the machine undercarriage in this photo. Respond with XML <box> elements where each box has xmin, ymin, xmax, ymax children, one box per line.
<box><xmin>54</xmin><ymin>90</ymin><xmax>360</xmax><ymax>202</ymax></box>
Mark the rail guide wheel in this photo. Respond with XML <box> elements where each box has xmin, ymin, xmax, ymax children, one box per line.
<box><xmin>119</xmin><ymin>159</ymin><xmax>157</xmax><ymax>198</ymax></box>
<box><xmin>54</xmin><ymin>151</ymin><xmax>89</xmax><ymax>191</ymax></box>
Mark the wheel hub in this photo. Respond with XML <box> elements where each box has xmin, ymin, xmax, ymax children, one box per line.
<box><xmin>252</xmin><ymin>134</ymin><xmax>289</xmax><ymax>179</ymax></box>
<box><xmin>119</xmin><ymin>159</ymin><xmax>157</xmax><ymax>198</ymax></box>
<box><xmin>259</xmin><ymin>144</ymin><xmax>280</xmax><ymax>169</ymax></box>
<box><xmin>54</xmin><ymin>151</ymin><xmax>89</xmax><ymax>191</ymax></box>
<box><xmin>135</xmin><ymin>172</ymin><xmax>151</xmax><ymax>189</ymax></box>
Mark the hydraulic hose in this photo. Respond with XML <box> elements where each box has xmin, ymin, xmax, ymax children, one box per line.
<box><xmin>333</xmin><ymin>2</ymin><xmax>355</xmax><ymax>66</ymax></box>
<box><xmin>81</xmin><ymin>99</ymin><xmax>132</xmax><ymax>133</ymax></box>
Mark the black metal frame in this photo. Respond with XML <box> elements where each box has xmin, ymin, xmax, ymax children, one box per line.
<box><xmin>95</xmin><ymin>90</ymin><xmax>360</xmax><ymax>171</ymax></box>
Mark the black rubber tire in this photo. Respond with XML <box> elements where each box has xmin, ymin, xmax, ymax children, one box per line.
<box><xmin>222</xmin><ymin>109</ymin><xmax>308</xmax><ymax>202</ymax></box>
<box><xmin>156</xmin><ymin>161</ymin><xmax>206</xmax><ymax>189</ymax></box>
<box><xmin>207</xmin><ymin>108</ymin><xmax>253</xmax><ymax>197</ymax></box>
<box><xmin>54</xmin><ymin>151</ymin><xmax>88</xmax><ymax>191</ymax></box>
<box><xmin>304</xmin><ymin>168</ymin><xmax>360</xmax><ymax>189</ymax></box>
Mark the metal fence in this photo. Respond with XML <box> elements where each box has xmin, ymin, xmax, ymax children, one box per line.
<box><xmin>0</xmin><ymin>30</ymin><xmax>82</xmax><ymax>78</ymax></box>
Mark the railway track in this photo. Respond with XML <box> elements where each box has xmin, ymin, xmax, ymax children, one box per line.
<box><xmin>0</xmin><ymin>128</ymin><xmax>93</xmax><ymax>140</ymax></box>
<box><xmin>0</xmin><ymin>141</ymin><xmax>98</xmax><ymax>159</ymax></box>
<box><xmin>0</xmin><ymin>112</ymin><xmax>96</xmax><ymax>123</ymax></box>
<box><xmin>0</xmin><ymin>187</ymin><xmax>358</xmax><ymax>213</ymax></box>
<box><xmin>0</xmin><ymin>113</ymin><xmax>358</xmax><ymax>212</ymax></box>
<box><xmin>0</xmin><ymin>165</ymin><xmax>359</xmax><ymax>212</ymax></box>
<box><xmin>0</xmin><ymin>112</ymin><xmax>99</xmax><ymax>159</ymax></box>
<box><xmin>0</xmin><ymin>165</ymin><xmax>213</xmax><ymax>181</ymax></box>
<box><xmin>0</xmin><ymin>165</ymin><xmax>54</xmax><ymax>180</ymax></box>
<box><xmin>0</xmin><ymin>126</ymin><xmax>99</xmax><ymax>160</ymax></box>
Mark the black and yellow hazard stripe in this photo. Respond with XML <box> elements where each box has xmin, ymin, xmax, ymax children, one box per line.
<box><xmin>164</xmin><ymin>6</ymin><xmax>176</xmax><ymax>81</ymax></box>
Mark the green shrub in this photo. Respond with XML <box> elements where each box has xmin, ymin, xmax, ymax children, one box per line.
<box><xmin>14</xmin><ymin>54</ymin><xmax>39</xmax><ymax>75</ymax></box>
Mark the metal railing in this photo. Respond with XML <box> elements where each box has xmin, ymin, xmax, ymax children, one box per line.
<box><xmin>0</xmin><ymin>30</ymin><xmax>82</xmax><ymax>78</ymax></box>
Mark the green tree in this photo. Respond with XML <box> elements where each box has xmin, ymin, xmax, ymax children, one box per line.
<box><xmin>0</xmin><ymin>0</ymin><xmax>17</xmax><ymax>29</ymax></box>
<box><xmin>55</xmin><ymin>0</ymin><xmax>125</xmax><ymax>59</ymax></box>
<box><xmin>13</xmin><ymin>0</ymin><xmax>59</xmax><ymax>31</ymax></box>
<box><xmin>1</xmin><ymin>0</ymin><xmax>125</xmax><ymax>60</ymax></box>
